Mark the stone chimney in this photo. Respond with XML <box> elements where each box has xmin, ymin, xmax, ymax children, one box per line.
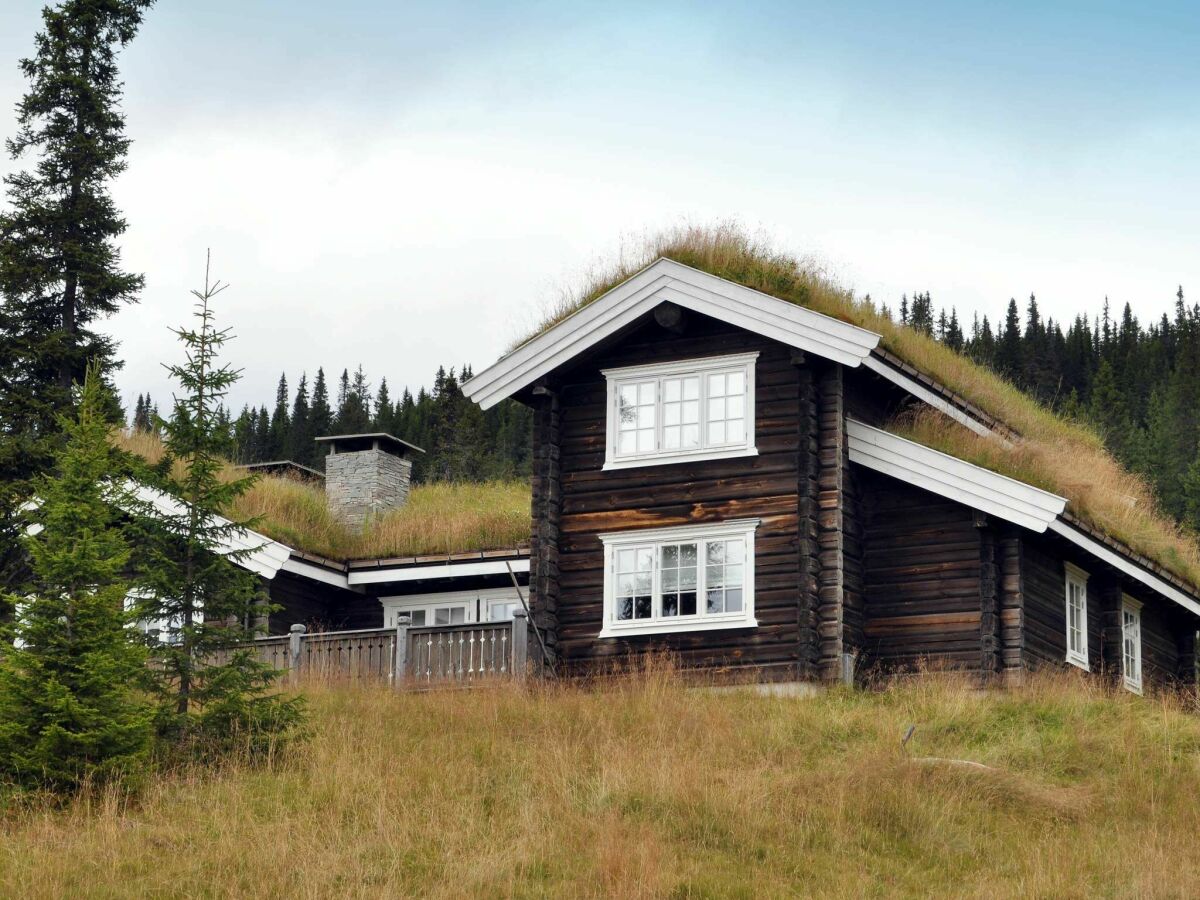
<box><xmin>316</xmin><ymin>433</ymin><xmax>424</xmax><ymax>526</ymax></box>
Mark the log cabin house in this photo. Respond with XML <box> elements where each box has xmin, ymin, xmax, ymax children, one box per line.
<box><xmin>458</xmin><ymin>258</ymin><xmax>1200</xmax><ymax>691</ymax></box>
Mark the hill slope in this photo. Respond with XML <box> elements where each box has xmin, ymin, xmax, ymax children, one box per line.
<box><xmin>2</xmin><ymin>672</ymin><xmax>1199</xmax><ymax>897</ymax></box>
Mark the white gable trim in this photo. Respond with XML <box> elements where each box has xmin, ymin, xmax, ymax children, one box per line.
<box><xmin>846</xmin><ymin>419</ymin><xmax>1066</xmax><ymax>532</ymax></box>
<box><xmin>280</xmin><ymin>557</ymin><xmax>350</xmax><ymax>589</ymax></box>
<box><xmin>463</xmin><ymin>258</ymin><xmax>880</xmax><ymax>410</ymax></box>
<box><xmin>128</xmin><ymin>483</ymin><xmax>293</xmax><ymax>580</ymax></box>
<box><xmin>861</xmin><ymin>356</ymin><xmax>1007</xmax><ymax>444</ymax></box>
<box><xmin>1048</xmin><ymin>520</ymin><xmax>1200</xmax><ymax>618</ymax></box>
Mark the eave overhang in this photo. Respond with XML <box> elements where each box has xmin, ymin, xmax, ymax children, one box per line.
<box><xmin>462</xmin><ymin>258</ymin><xmax>881</xmax><ymax>410</ymax></box>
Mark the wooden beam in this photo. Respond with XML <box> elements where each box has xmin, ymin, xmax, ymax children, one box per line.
<box><xmin>817</xmin><ymin>365</ymin><xmax>846</xmax><ymax>682</ymax></box>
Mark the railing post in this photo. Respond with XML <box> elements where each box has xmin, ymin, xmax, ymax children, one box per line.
<box><xmin>289</xmin><ymin>623</ymin><xmax>306</xmax><ymax>682</ymax></box>
<box><xmin>511</xmin><ymin>609</ymin><xmax>529</xmax><ymax>679</ymax></box>
<box><xmin>393</xmin><ymin>615</ymin><xmax>411</xmax><ymax>688</ymax></box>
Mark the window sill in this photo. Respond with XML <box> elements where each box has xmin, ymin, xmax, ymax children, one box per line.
<box><xmin>1123</xmin><ymin>678</ymin><xmax>1143</xmax><ymax>695</ymax></box>
<box><xmin>598</xmin><ymin>617</ymin><xmax>758</xmax><ymax>639</ymax></box>
<box><xmin>603</xmin><ymin>447</ymin><xmax>758</xmax><ymax>472</ymax></box>
<box><xmin>1065</xmin><ymin>653</ymin><xmax>1089</xmax><ymax>672</ymax></box>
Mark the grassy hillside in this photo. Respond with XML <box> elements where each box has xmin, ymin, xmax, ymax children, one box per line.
<box><xmin>3</xmin><ymin>671</ymin><xmax>1199</xmax><ymax>898</ymax></box>
<box><xmin>115</xmin><ymin>430</ymin><xmax>530</xmax><ymax>560</ymax></box>
<box><xmin>524</xmin><ymin>224</ymin><xmax>1200</xmax><ymax>590</ymax></box>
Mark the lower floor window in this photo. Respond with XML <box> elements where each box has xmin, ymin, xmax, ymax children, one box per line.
<box><xmin>599</xmin><ymin>519</ymin><xmax>758</xmax><ymax>638</ymax></box>
<box><xmin>381</xmin><ymin>589</ymin><xmax>524</xmax><ymax>628</ymax></box>
<box><xmin>1122</xmin><ymin>597</ymin><xmax>1143</xmax><ymax>694</ymax></box>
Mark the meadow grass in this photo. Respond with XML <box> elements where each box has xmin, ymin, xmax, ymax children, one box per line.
<box><xmin>112</xmin><ymin>430</ymin><xmax>530</xmax><ymax>560</ymax></box>
<box><xmin>525</xmin><ymin>223</ymin><xmax>1200</xmax><ymax>588</ymax></box>
<box><xmin>3</xmin><ymin>669</ymin><xmax>1199</xmax><ymax>898</ymax></box>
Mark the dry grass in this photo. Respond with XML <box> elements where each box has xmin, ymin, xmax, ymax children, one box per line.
<box><xmin>112</xmin><ymin>430</ymin><xmax>530</xmax><ymax>560</ymax></box>
<box><xmin>524</xmin><ymin>223</ymin><xmax>1200</xmax><ymax>587</ymax></box>
<box><xmin>3</xmin><ymin>670</ymin><xmax>1200</xmax><ymax>898</ymax></box>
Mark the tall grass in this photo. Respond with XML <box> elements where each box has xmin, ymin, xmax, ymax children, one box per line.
<box><xmin>3</xmin><ymin>670</ymin><xmax>1200</xmax><ymax>897</ymax></box>
<box><xmin>524</xmin><ymin>223</ymin><xmax>1200</xmax><ymax>586</ymax></box>
<box><xmin>112</xmin><ymin>430</ymin><xmax>530</xmax><ymax>559</ymax></box>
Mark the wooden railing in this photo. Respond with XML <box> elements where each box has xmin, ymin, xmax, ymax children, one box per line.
<box><xmin>213</xmin><ymin>611</ymin><xmax>529</xmax><ymax>685</ymax></box>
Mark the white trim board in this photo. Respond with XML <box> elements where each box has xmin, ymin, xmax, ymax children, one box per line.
<box><xmin>861</xmin><ymin>356</ymin><xmax>1007</xmax><ymax>444</ymax></box>
<box><xmin>281</xmin><ymin>557</ymin><xmax>350</xmax><ymax>589</ymax></box>
<box><xmin>462</xmin><ymin>258</ymin><xmax>880</xmax><ymax>410</ymax></box>
<box><xmin>846</xmin><ymin>419</ymin><xmax>1066</xmax><ymax>533</ymax></box>
<box><xmin>348</xmin><ymin>558</ymin><xmax>530</xmax><ymax>586</ymax></box>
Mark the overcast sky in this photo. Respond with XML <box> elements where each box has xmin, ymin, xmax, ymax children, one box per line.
<box><xmin>1</xmin><ymin>1</ymin><xmax>1198</xmax><ymax>413</ymax></box>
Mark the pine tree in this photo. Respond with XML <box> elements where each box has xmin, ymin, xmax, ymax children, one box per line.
<box><xmin>374</xmin><ymin>377</ymin><xmax>393</xmax><ymax>434</ymax></box>
<box><xmin>0</xmin><ymin>364</ymin><xmax>152</xmax><ymax>792</ymax></box>
<box><xmin>131</xmin><ymin>253</ymin><xmax>303</xmax><ymax>757</ymax></box>
<box><xmin>336</xmin><ymin>366</ymin><xmax>371</xmax><ymax>433</ymax></box>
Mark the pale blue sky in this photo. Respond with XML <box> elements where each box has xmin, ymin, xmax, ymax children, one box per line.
<box><xmin>1</xmin><ymin>1</ymin><xmax>1198</xmax><ymax>410</ymax></box>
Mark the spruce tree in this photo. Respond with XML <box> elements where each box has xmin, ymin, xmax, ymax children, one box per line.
<box><xmin>309</xmin><ymin>368</ymin><xmax>333</xmax><ymax>459</ymax></box>
<box><xmin>288</xmin><ymin>373</ymin><xmax>312</xmax><ymax>463</ymax></box>
<box><xmin>267</xmin><ymin>373</ymin><xmax>289</xmax><ymax>459</ymax></box>
<box><xmin>995</xmin><ymin>299</ymin><xmax>1023</xmax><ymax>380</ymax></box>
<box><xmin>0</xmin><ymin>364</ymin><xmax>152</xmax><ymax>793</ymax></box>
<box><xmin>131</xmin><ymin>254</ymin><xmax>302</xmax><ymax>758</ymax></box>
<box><xmin>0</xmin><ymin>0</ymin><xmax>154</xmax><ymax>476</ymax></box>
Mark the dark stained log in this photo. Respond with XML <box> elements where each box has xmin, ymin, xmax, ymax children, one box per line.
<box><xmin>1177</xmin><ymin>628</ymin><xmax>1198</xmax><ymax>690</ymax></box>
<box><xmin>998</xmin><ymin>528</ymin><xmax>1025</xmax><ymax>682</ymax></box>
<box><xmin>1094</xmin><ymin>577</ymin><xmax>1123</xmax><ymax>684</ymax></box>
<box><xmin>860</xmin><ymin>472</ymin><xmax>982</xmax><ymax>674</ymax></box>
<box><xmin>816</xmin><ymin>365</ymin><xmax>846</xmax><ymax>681</ymax></box>
<box><xmin>652</xmin><ymin>301</ymin><xmax>687</xmax><ymax>333</ymax></box>
<box><xmin>529</xmin><ymin>387</ymin><xmax>562</xmax><ymax>672</ymax></box>
<box><xmin>978</xmin><ymin>521</ymin><xmax>999</xmax><ymax>678</ymax></box>
<box><xmin>796</xmin><ymin>360</ymin><xmax>820</xmax><ymax>679</ymax></box>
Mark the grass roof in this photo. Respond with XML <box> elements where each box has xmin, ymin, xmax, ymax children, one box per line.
<box><xmin>527</xmin><ymin>223</ymin><xmax>1200</xmax><ymax>590</ymax></box>
<box><xmin>114</xmin><ymin>431</ymin><xmax>530</xmax><ymax>561</ymax></box>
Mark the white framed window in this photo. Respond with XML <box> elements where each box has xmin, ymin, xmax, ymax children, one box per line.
<box><xmin>380</xmin><ymin>589</ymin><xmax>523</xmax><ymax>628</ymax></box>
<box><xmin>1121</xmin><ymin>595</ymin><xmax>1143</xmax><ymax>694</ymax></box>
<box><xmin>1064</xmin><ymin>562</ymin><xmax>1090</xmax><ymax>670</ymax></box>
<box><xmin>598</xmin><ymin>519</ymin><xmax>759</xmax><ymax>638</ymax></box>
<box><xmin>602</xmin><ymin>352</ymin><xmax>758</xmax><ymax>470</ymax></box>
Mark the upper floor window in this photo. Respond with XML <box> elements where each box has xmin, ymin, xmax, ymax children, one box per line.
<box><xmin>602</xmin><ymin>353</ymin><xmax>758</xmax><ymax>470</ymax></box>
<box><xmin>1064</xmin><ymin>562</ymin><xmax>1090</xmax><ymax>670</ymax></box>
<box><xmin>1122</xmin><ymin>596</ymin><xmax>1143</xmax><ymax>694</ymax></box>
<box><xmin>598</xmin><ymin>519</ymin><xmax>759</xmax><ymax>638</ymax></box>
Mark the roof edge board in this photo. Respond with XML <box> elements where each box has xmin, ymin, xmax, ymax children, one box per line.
<box><xmin>1048</xmin><ymin>520</ymin><xmax>1200</xmax><ymax>618</ymax></box>
<box><xmin>862</xmin><ymin>355</ymin><xmax>1007</xmax><ymax>444</ymax></box>
<box><xmin>846</xmin><ymin>419</ymin><xmax>1066</xmax><ymax>532</ymax></box>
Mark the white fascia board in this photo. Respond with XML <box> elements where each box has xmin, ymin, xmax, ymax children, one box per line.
<box><xmin>127</xmin><ymin>483</ymin><xmax>293</xmax><ymax>580</ymax></box>
<box><xmin>348</xmin><ymin>558</ymin><xmax>530</xmax><ymax>586</ymax></box>
<box><xmin>463</xmin><ymin>258</ymin><xmax>880</xmax><ymax>410</ymax></box>
<box><xmin>280</xmin><ymin>557</ymin><xmax>350</xmax><ymax>589</ymax></box>
<box><xmin>861</xmin><ymin>356</ymin><xmax>1005</xmax><ymax>444</ymax></box>
<box><xmin>847</xmin><ymin>420</ymin><xmax>1066</xmax><ymax>532</ymax></box>
<box><xmin>1048</xmin><ymin>520</ymin><xmax>1200</xmax><ymax>618</ymax></box>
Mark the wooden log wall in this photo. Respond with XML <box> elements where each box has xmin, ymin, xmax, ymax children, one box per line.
<box><xmin>266</xmin><ymin>570</ymin><xmax>367</xmax><ymax>634</ymax></box>
<box><xmin>795</xmin><ymin>360</ymin><xmax>820</xmax><ymax>679</ymax></box>
<box><xmin>550</xmin><ymin>316</ymin><xmax>807</xmax><ymax>678</ymax></box>
<box><xmin>978</xmin><ymin>519</ymin><xmax>999</xmax><ymax>677</ymax></box>
<box><xmin>529</xmin><ymin>390</ymin><xmax>562</xmax><ymax>671</ymax></box>
<box><xmin>998</xmin><ymin>529</ymin><xmax>1025</xmax><ymax>680</ymax></box>
<box><xmin>816</xmin><ymin>366</ymin><xmax>846</xmax><ymax>679</ymax></box>
<box><xmin>860</xmin><ymin>474</ymin><xmax>984</xmax><ymax>672</ymax></box>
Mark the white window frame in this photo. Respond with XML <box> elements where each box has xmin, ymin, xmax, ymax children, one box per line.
<box><xmin>379</xmin><ymin>588</ymin><xmax>524</xmax><ymax>628</ymax></box>
<box><xmin>602</xmin><ymin>352</ymin><xmax>758</xmax><ymax>470</ymax></box>
<box><xmin>598</xmin><ymin>519</ymin><xmax>759</xmax><ymax>638</ymax></box>
<box><xmin>1064</xmin><ymin>562</ymin><xmax>1090</xmax><ymax>670</ymax></box>
<box><xmin>1121</xmin><ymin>595</ymin><xmax>1143</xmax><ymax>695</ymax></box>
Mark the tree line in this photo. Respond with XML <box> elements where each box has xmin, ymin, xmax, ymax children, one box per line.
<box><xmin>132</xmin><ymin>363</ymin><xmax>534</xmax><ymax>483</ymax></box>
<box><xmin>886</xmin><ymin>287</ymin><xmax>1200</xmax><ymax>531</ymax></box>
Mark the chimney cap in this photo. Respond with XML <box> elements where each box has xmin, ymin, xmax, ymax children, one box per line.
<box><xmin>315</xmin><ymin>432</ymin><xmax>425</xmax><ymax>457</ymax></box>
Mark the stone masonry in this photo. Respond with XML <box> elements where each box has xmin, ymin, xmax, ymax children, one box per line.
<box><xmin>324</xmin><ymin>447</ymin><xmax>413</xmax><ymax>526</ymax></box>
